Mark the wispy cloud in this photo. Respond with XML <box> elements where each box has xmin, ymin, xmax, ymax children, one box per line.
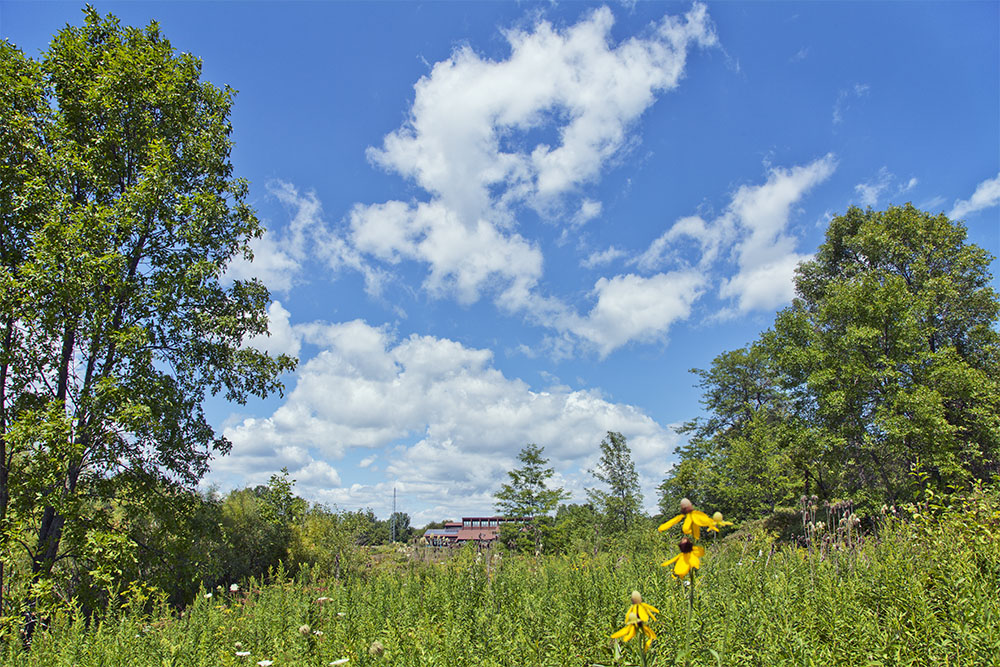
<box><xmin>855</xmin><ymin>167</ymin><xmax>893</xmax><ymax>207</ymax></box>
<box><xmin>581</xmin><ymin>245</ymin><xmax>627</xmax><ymax>268</ymax></box>
<box><xmin>643</xmin><ymin>155</ymin><xmax>837</xmax><ymax>318</ymax></box>
<box><xmin>833</xmin><ymin>83</ymin><xmax>869</xmax><ymax>125</ymax></box>
<box><xmin>950</xmin><ymin>173</ymin><xmax>1000</xmax><ymax>219</ymax></box>
<box><xmin>225</xmin><ymin>180</ymin><xmax>388</xmax><ymax>298</ymax></box>
<box><xmin>719</xmin><ymin>154</ymin><xmax>837</xmax><ymax>313</ymax></box>
<box><xmin>919</xmin><ymin>195</ymin><xmax>947</xmax><ymax>212</ymax></box>
<box><xmin>854</xmin><ymin>168</ymin><xmax>919</xmax><ymax>208</ymax></box>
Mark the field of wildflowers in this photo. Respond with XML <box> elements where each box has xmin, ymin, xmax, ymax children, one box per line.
<box><xmin>3</xmin><ymin>486</ymin><xmax>998</xmax><ymax>667</ymax></box>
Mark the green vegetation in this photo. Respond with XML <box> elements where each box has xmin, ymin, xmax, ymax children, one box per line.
<box><xmin>661</xmin><ymin>205</ymin><xmax>1000</xmax><ymax>521</ymax></box>
<box><xmin>1</xmin><ymin>7</ymin><xmax>294</xmax><ymax>637</ymax></box>
<box><xmin>2</xmin><ymin>483</ymin><xmax>997</xmax><ymax>666</ymax></box>
<box><xmin>3</xmin><ymin>8</ymin><xmax>998</xmax><ymax>665</ymax></box>
<box><xmin>589</xmin><ymin>431</ymin><xmax>644</xmax><ymax>533</ymax></box>
<box><xmin>495</xmin><ymin>444</ymin><xmax>568</xmax><ymax>555</ymax></box>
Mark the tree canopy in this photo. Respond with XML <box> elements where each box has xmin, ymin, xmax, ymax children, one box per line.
<box><xmin>495</xmin><ymin>444</ymin><xmax>568</xmax><ymax>519</ymax></box>
<box><xmin>661</xmin><ymin>204</ymin><xmax>1000</xmax><ymax>519</ymax></box>
<box><xmin>0</xmin><ymin>8</ymin><xmax>295</xmax><ymax>626</ymax></box>
<box><xmin>589</xmin><ymin>431</ymin><xmax>642</xmax><ymax>532</ymax></box>
<box><xmin>495</xmin><ymin>444</ymin><xmax>568</xmax><ymax>555</ymax></box>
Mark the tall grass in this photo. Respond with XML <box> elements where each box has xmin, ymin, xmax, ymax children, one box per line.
<box><xmin>5</xmin><ymin>487</ymin><xmax>998</xmax><ymax>666</ymax></box>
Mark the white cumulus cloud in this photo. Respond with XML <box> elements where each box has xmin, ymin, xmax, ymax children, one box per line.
<box><xmin>213</xmin><ymin>320</ymin><xmax>679</xmax><ymax>521</ymax></box>
<box><xmin>570</xmin><ymin>271</ymin><xmax>706</xmax><ymax>357</ymax></box>
<box><xmin>337</xmin><ymin>4</ymin><xmax>717</xmax><ymax>355</ymax></box>
<box><xmin>638</xmin><ymin>154</ymin><xmax>837</xmax><ymax>317</ymax></box>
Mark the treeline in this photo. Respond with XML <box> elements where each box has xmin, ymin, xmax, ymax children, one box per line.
<box><xmin>1</xmin><ymin>468</ymin><xmax>417</xmax><ymax>621</ymax></box>
<box><xmin>659</xmin><ymin>205</ymin><xmax>1000</xmax><ymax>522</ymax></box>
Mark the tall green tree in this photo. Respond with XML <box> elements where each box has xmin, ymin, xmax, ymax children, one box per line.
<box><xmin>588</xmin><ymin>431</ymin><xmax>643</xmax><ymax>532</ymax></box>
<box><xmin>0</xmin><ymin>9</ymin><xmax>295</xmax><ymax>629</ymax></box>
<box><xmin>495</xmin><ymin>444</ymin><xmax>568</xmax><ymax>554</ymax></box>
<box><xmin>663</xmin><ymin>204</ymin><xmax>999</xmax><ymax>515</ymax></box>
<box><xmin>772</xmin><ymin>204</ymin><xmax>1000</xmax><ymax>504</ymax></box>
<box><xmin>388</xmin><ymin>511</ymin><xmax>412</xmax><ymax>543</ymax></box>
<box><xmin>495</xmin><ymin>444</ymin><xmax>568</xmax><ymax>518</ymax></box>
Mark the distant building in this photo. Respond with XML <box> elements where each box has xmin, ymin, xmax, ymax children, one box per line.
<box><xmin>423</xmin><ymin>516</ymin><xmax>529</xmax><ymax>547</ymax></box>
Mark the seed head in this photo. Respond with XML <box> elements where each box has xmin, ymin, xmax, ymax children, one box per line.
<box><xmin>630</xmin><ymin>590</ymin><xmax>642</xmax><ymax>605</ymax></box>
<box><xmin>369</xmin><ymin>640</ymin><xmax>385</xmax><ymax>657</ymax></box>
<box><xmin>299</xmin><ymin>624</ymin><xmax>311</xmax><ymax>636</ymax></box>
<box><xmin>678</xmin><ymin>536</ymin><xmax>694</xmax><ymax>553</ymax></box>
<box><xmin>712</xmin><ymin>511</ymin><xmax>723</xmax><ymax>522</ymax></box>
<box><xmin>679</xmin><ymin>498</ymin><xmax>694</xmax><ymax>513</ymax></box>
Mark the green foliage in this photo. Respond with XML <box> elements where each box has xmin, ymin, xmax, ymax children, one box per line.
<box><xmin>0</xmin><ymin>7</ymin><xmax>295</xmax><ymax>626</ymax></box>
<box><xmin>258</xmin><ymin>469</ymin><xmax>307</xmax><ymax>527</ymax></box>
<box><xmin>218</xmin><ymin>489</ymin><xmax>291</xmax><ymax>590</ymax></box>
<box><xmin>495</xmin><ymin>444</ymin><xmax>569</xmax><ymax>554</ymax></box>
<box><xmin>3</xmin><ymin>483</ymin><xmax>997</xmax><ymax>665</ymax></box>
<box><xmin>663</xmin><ymin>205</ymin><xmax>1000</xmax><ymax>518</ymax></box>
<box><xmin>495</xmin><ymin>444</ymin><xmax>568</xmax><ymax>519</ymax></box>
<box><xmin>553</xmin><ymin>502</ymin><xmax>604</xmax><ymax>554</ymax></box>
<box><xmin>781</xmin><ymin>204</ymin><xmax>1000</xmax><ymax>502</ymax></box>
<box><xmin>387</xmin><ymin>512</ymin><xmax>413</xmax><ymax>543</ymax></box>
<box><xmin>288</xmin><ymin>506</ymin><xmax>368</xmax><ymax>579</ymax></box>
<box><xmin>659</xmin><ymin>344</ymin><xmax>807</xmax><ymax>521</ymax></box>
<box><xmin>589</xmin><ymin>431</ymin><xmax>643</xmax><ymax>533</ymax></box>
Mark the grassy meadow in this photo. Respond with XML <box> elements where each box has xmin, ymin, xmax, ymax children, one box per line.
<box><xmin>4</xmin><ymin>487</ymin><xmax>998</xmax><ymax>667</ymax></box>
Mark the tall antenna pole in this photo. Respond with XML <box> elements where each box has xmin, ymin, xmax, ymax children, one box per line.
<box><xmin>391</xmin><ymin>487</ymin><xmax>397</xmax><ymax>542</ymax></box>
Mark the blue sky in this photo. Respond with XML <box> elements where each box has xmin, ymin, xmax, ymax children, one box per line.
<box><xmin>3</xmin><ymin>1</ymin><xmax>998</xmax><ymax>524</ymax></box>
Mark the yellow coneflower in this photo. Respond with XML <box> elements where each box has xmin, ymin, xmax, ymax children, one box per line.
<box><xmin>711</xmin><ymin>511</ymin><xmax>733</xmax><ymax>527</ymax></box>
<box><xmin>658</xmin><ymin>498</ymin><xmax>718</xmax><ymax>540</ymax></box>
<box><xmin>627</xmin><ymin>590</ymin><xmax>659</xmax><ymax>623</ymax></box>
<box><xmin>611</xmin><ymin>611</ymin><xmax>657</xmax><ymax>650</ymax></box>
<box><xmin>660</xmin><ymin>536</ymin><xmax>705</xmax><ymax>578</ymax></box>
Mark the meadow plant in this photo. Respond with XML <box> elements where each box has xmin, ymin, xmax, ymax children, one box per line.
<box><xmin>2</xmin><ymin>484</ymin><xmax>998</xmax><ymax>666</ymax></box>
<box><xmin>609</xmin><ymin>591</ymin><xmax>658</xmax><ymax>667</ymax></box>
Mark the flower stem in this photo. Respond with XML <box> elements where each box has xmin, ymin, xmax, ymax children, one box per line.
<box><xmin>681</xmin><ymin>569</ymin><xmax>697</xmax><ymax>667</ymax></box>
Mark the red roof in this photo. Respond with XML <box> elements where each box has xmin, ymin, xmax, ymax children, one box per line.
<box><xmin>456</xmin><ymin>526</ymin><xmax>499</xmax><ymax>542</ymax></box>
